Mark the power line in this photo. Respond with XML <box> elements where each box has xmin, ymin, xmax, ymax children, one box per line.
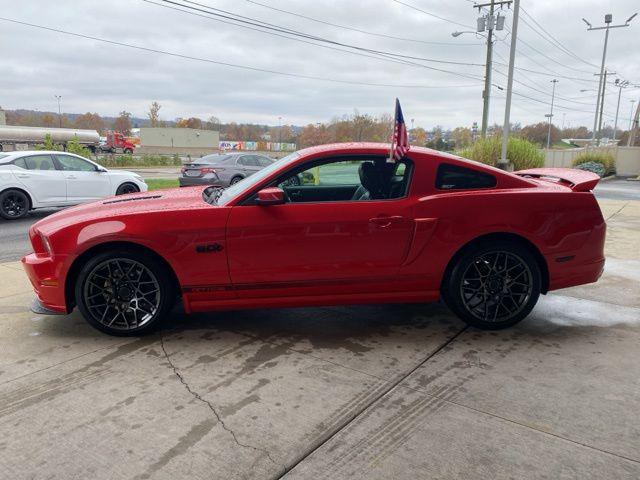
<box><xmin>241</xmin><ymin>0</ymin><xmax>481</xmax><ymax>46</ymax></box>
<box><xmin>519</xmin><ymin>7</ymin><xmax>599</xmax><ymax>69</ymax></box>
<box><xmin>147</xmin><ymin>0</ymin><xmax>487</xmax><ymax>79</ymax></box>
<box><xmin>390</xmin><ymin>0</ymin><xmax>475</xmax><ymax>30</ymax></box>
<box><xmin>0</xmin><ymin>16</ymin><xmax>481</xmax><ymax>90</ymax></box>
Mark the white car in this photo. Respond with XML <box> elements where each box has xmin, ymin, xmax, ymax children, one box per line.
<box><xmin>0</xmin><ymin>150</ymin><xmax>147</xmax><ymax>220</ymax></box>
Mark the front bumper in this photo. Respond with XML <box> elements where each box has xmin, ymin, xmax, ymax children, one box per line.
<box><xmin>179</xmin><ymin>175</ymin><xmax>225</xmax><ymax>187</ymax></box>
<box><xmin>22</xmin><ymin>253</ymin><xmax>68</xmax><ymax>314</ymax></box>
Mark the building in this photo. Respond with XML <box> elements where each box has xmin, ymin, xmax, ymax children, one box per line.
<box><xmin>138</xmin><ymin>127</ymin><xmax>219</xmax><ymax>156</ymax></box>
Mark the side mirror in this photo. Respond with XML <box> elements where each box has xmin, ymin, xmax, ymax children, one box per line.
<box><xmin>97</xmin><ymin>166</ymin><xmax>108</xmax><ymax>173</ymax></box>
<box><xmin>255</xmin><ymin>187</ymin><xmax>285</xmax><ymax>206</ymax></box>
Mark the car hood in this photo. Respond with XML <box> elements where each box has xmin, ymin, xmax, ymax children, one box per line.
<box><xmin>34</xmin><ymin>186</ymin><xmax>212</xmax><ymax>235</ymax></box>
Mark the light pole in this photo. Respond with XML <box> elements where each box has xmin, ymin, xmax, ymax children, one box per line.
<box><xmin>630</xmin><ymin>100</ymin><xmax>637</xmax><ymax>131</ymax></box>
<box><xmin>613</xmin><ymin>79</ymin><xmax>629</xmax><ymax>141</ymax></box>
<box><xmin>54</xmin><ymin>95</ymin><xmax>62</xmax><ymax>128</ymax></box>
<box><xmin>546</xmin><ymin>79</ymin><xmax>558</xmax><ymax>148</ymax></box>
<box><xmin>277</xmin><ymin>116</ymin><xmax>282</xmax><ymax>144</ymax></box>
<box><xmin>499</xmin><ymin>0</ymin><xmax>520</xmax><ymax>170</ymax></box>
<box><xmin>583</xmin><ymin>12</ymin><xmax>636</xmax><ymax>144</ymax></box>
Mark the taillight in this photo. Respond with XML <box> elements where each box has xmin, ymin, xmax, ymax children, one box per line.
<box><xmin>200</xmin><ymin>167</ymin><xmax>217</xmax><ymax>174</ymax></box>
<box><xmin>180</xmin><ymin>166</ymin><xmax>186</xmax><ymax>173</ymax></box>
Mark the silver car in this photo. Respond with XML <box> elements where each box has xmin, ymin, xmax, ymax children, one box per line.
<box><xmin>179</xmin><ymin>153</ymin><xmax>275</xmax><ymax>187</ymax></box>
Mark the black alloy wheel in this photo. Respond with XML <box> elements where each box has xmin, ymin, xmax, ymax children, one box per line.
<box><xmin>0</xmin><ymin>189</ymin><xmax>29</xmax><ymax>220</ymax></box>
<box><xmin>116</xmin><ymin>183</ymin><xmax>140</xmax><ymax>195</ymax></box>
<box><xmin>75</xmin><ymin>250</ymin><xmax>174</xmax><ymax>336</ymax></box>
<box><xmin>444</xmin><ymin>240</ymin><xmax>541</xmax><ymax>330</ymax></box>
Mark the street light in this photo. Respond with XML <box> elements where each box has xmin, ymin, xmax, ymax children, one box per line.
<box><xmin>613</xmin><ymin>79</ymin><xmax>629</xmax><ymax>141</ymax></box>
<box><xmin>583</xmin><ymin>12</ymin><xmax>637</xmax><ymax>144</ymax></box>
<box><xmin>54</xmin><ymin>95</ymin><xmax>62</xmax><ymax>128</ymax></box>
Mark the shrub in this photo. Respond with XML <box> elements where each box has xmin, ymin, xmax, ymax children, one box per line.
<box><xmin>35</xmin><ymin>133</ymin><xmax>62</xmax><ymax>151</ymax></box>
<box><xmin>456</xmin><ymin>136</ymin><xmax>544</xmax><ymax>170</ymax></box>
<box><xmin>572</xmin><ymin>151</ymin><xmax>615</xmax><ymax>176</ymax></box>
<box><xmin>66</xmin><ymin>138</ymin><xmax>92</xmax><ymax>159</ymax></box>
<box><xmin>574</xmin><ymin>161</ymin><xmax>606</xmax><ymax>177</ymax></box>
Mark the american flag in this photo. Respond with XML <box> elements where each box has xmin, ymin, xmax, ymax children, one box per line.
<box><xmin>389</xmin><ymin>98</ymin><xmax>410</xmax><ymax>162</ymax></box>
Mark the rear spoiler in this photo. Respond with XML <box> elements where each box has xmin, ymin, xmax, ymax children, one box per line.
<box><xmin>514</xmin><ymin>168</ymin><xmax>600</xmax><ymax>192</ymax></box>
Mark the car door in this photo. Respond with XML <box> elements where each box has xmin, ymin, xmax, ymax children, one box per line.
<box><xmin>12</xmin><ymin>154</ymin><xmax>67</xmax><ymax>206</ymax></box>
<box><xmin>238</xmin><ymin>155</ymin><xmax>262</xmax><ymax>177</ymax></box>
<box><xmin>54</xmin><ymin>154</ymin><xmax>112</xmax><ymax>203</ymax></box>
<box><xmin>225</xmin><ymin>157</ymin><xmax>416</xmax><ymax>299</ymax></box>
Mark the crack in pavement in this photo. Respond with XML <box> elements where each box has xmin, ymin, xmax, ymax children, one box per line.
<box><xmin>159</xmin><ymin>334</ymin><xmax>285</xmax><ymax>476</ymax></box>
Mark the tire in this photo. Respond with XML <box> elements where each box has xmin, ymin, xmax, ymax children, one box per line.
<box><xmin>75</xmin><ymin>249</ymin><xmax>175</xmax><ymax>336</ymax></box>
<box><xmin>116</xmin><ymin>182</ymin><xmax>140</xmax><ymax>195</ymax></box>
<box><xmin>123</xmin><ymin>148</ymin><xmax>133</xmax><ymax>154</ymax></box>
<box><xmin>230</xmin><ymin>176</ymin><xmax>243</xmax><ymax>185</ymax></box>
<box><xmin>443</xmin><ymin>240</ymin><xmax>541</xmax><ymax>330</ymax></box>
<box><xmin>0</xmin><ymin>189</ymin><xmax>30</xmax><ymax>220</ymax></box>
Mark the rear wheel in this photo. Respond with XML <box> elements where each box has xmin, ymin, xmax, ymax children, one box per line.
<box><xmin>230</xmin><ymin>176</ymin><xmax>243</xmax><ymax>185</ymax></box>
<box><xmin>116</xmin><ymin>182</ymin><xmax>139</xmax><ymax>195</ymax></box>
<box><xmin>75</xmin><ymin>250</ymin><xmax>175</xmax><ymax>336</ymax></box>
<box><xmin>123</xmin><ymin>148</ymin><xmax>133</xmax><ymax>154</ymax></box>
<box><xmin>0</xmin><ymin>189</ymin><xmax>30</xmax><ymax>220</ymax></box>
<box><xmin>443</xmin><ymin>240</ymin><xmax>541</xmax><ymax>330</ymax></box>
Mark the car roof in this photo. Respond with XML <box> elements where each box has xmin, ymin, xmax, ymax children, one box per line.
<box><xmin>0</xmin><ymin>150</ymin><xmax>91</xmax><ymax>164</ymax></box>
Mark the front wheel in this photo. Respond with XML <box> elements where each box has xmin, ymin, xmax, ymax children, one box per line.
<box><xmin>0</xmin><ymin>189</ymin><xmax>30</xmax><ymax>220</ymax></box>
<box><xmin>443</xmin><ymin>241</ymin><xmax>541</xmax><ymax>330</ymax></box>
<box><xmin>75</xmin><ymin>250</ymin><xmax>175</xmax><ymax>336</ymax></box>
<box><xmin>116</xmin><ymin>182</ymin><xmax>140</xmax><ymax>195</ymax></box>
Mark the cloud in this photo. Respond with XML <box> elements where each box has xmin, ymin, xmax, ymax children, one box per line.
<box><xmin>1</xmin><ymin>0</ymin><xmax>638</xmax><ymax>129</ymax></box>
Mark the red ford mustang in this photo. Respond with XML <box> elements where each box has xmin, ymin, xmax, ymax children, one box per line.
<box><xmin>22</xmin><ymin>143</ymin><xmax>605</xmax><ymax>336</ymax></box>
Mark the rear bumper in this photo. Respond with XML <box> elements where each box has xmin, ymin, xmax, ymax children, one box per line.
<box><xmin>179</xmin><ymin>176</ymin><xmax>225</xmax><ymax>187</ymax></box>
<box><xmin>547</xmin><ymin>256</ymin><xmax>605</xmax><ymax>291</ymax></box>
<box><xmin>21</xmin><ymin>253</ymin><xmax>68</xmax><ymax>314</ymax></box>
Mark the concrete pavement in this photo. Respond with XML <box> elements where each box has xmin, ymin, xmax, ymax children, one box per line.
<box><xmin>0</xmin><ymin>198</ymin><xmax>639</xmax><ymax>479</ymax></box>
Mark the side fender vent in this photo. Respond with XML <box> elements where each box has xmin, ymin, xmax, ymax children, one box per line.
<box><xmin>103</xmin><ymin>195</ymin><xmax>162</xmax><ymax>205</ymax></box>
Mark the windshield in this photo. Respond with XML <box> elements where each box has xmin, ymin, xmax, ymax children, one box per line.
<box><xmin>217</xmin><ymin>151</ymin><xmax>300</xmax><ymax>205</ymax></box>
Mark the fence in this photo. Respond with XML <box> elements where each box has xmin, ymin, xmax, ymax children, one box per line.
<box><xmin>543</xmin><ymin>146</ymin><xmax>640</xmax><ymax>176</ymax></box>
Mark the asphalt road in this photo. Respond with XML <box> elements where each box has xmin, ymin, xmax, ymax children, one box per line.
<box><xmin>2</xmin><ymin>178</ymin><xmax>638</xmax><ymax>263</ymax></box>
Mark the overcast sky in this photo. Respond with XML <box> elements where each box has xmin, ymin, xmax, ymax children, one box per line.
<box><xmin>1</xmin><ymin>0</ymin><xmax>638</xmax><ymax>130</ymax></box>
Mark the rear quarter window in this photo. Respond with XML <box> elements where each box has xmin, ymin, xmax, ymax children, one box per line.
<box><xmin>436</xmin><ymin>163</ymin><xmax>497</xmax><ymax>190</ymax></box>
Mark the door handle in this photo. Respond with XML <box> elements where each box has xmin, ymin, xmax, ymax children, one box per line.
<box><xmin>16</xmin><ymin>173</ymin><xmax>30</xmax><ymax>178</ymax></box>
<box><xmin>66</xmin><ymin>175</ymin><xmax>77</xmax><ymax>179</ymax></box>
<box><xmin>369</xmin><ymin>215</ymin><xmax>404</xmax><ymax>227</ymax></box>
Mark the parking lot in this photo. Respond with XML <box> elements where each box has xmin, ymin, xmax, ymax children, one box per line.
<box><xmin>1</xmin><ymin>186</ymin><xmax>639</xmax><ymax>478</ymax></box>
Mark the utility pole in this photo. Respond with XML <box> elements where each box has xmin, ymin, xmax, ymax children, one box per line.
<box><xmin>54</xmin><ymin>95</ymin><xmax>62</xmax><ymax>128</ymax></box>
<box><xmin>499</xmin><ymin>0</ymin><xmax>519</xmax><ymax>170</ymax></box>
<box><xmin>629</xmin><ymin>100</ymin><xmax>640</xmax><ymax>147</ymax></box>
<box><xmin>583</xmin><ymin>12</ymin><xmax>636</xmax><ymax>144</ymax></box>
<box><xmin>630</xmin><ymin>100</ymin><xmax>637</xmax><ymax>131</ymax></box>
<box><xmin>454</xmin><ymin>1</ymin><xmax>509</xmax><ymax>138</ymax></box>
<box><xmin>613</xmin><ymin>79</ymin><xmax>629</xmax><ymax>141</ymax></box>
<box><xmin>546</xmin><ymin>79</ymin><xmax>558</xmax><ymax>148</ymax></box>
<box><xmin>596</xmin><ymin>70</ymin><xmax>614</xmax><ymax>138</ymax></box>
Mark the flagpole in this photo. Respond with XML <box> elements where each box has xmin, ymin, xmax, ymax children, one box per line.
<box><xmin>389</xmin><ymin>98</ymin><xmax>397</xmax><ymax>162</ymax></box>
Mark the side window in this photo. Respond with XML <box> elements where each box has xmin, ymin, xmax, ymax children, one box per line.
<box><xmin>257</xmin><ymin>156</ymin><xmax>273</xmax><ymax>167</ymax></box>
<box><xmin>237</xmin><ymin>156</ymin><xmax>249</xmax><ymax>167</ymax></box>
<box><xmin>55</xmin><ymin>154</ymin><xmax>97</xmax><ymax>172</ymax></box>
<box><xmin>273</xmin><ymin>157</ymin><xmax>411</xmax><ymax>203</ymax></box>
<box><xmin>20</xmin><ymin>155</ymin><xmax>56</xmax><ymax>171</ymax></box>
<box><xmin>436</xmin><ymin>163</ymin><xmax>496</xmax><ymax>190</ymax></box>
<box><xmin>13</xmin><ymin>158</ymin><xmax>27</xmax><ymax>169</ymax></box>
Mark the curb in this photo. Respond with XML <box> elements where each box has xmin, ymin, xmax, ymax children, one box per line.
<box><xmin>600</xmin><ymin>175</ymin><xmax>616</xmax><ymax>182</ymax></box>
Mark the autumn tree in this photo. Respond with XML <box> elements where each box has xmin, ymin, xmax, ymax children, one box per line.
<box><xmin>176</xmin><ymin>117</ymin><xmax>203</xmax><ymax>129</ymax></box>
<box><xmin>520</xmin><ymin>122</ymin><xmax>560</xmax><ymax>146</ymax></box>
<box><xmin>148</xmin><ymin>101</ymin><xmax>162</xmax><ymax>127</ymax></box>
<box><xmin>450</xmin><ymin>127</ymin><xmax>472</xmax><ymax>148</ymax></box>
<box><xmin>204</xmin><ymin>115</ymin><xmax>220</xmax><ymax>131</ymax></box>
<box><xmin>74</xmin><ymin>112</ymin><xmax>105</xmax><ymax>132</ymax></box>
<box><xmin>410</xmin><ymin>127</ymin><xmax>427</xmax><ymax>146</ymax></box>
<box><xmin>113</xmin><ymin>111</ymin><xmax>132</xmax><ymax>135</ymax></box>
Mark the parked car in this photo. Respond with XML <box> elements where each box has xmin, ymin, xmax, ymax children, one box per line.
<box><xmin>0</xmin><ymin>150</ymin><xmax>147</xmax><ymax>219</ymax></box>
<box><xmin>23</xmin><ymin>142</ymin><xmax>605</xmax><ymax>336</ymax></box>
<box><xmin>179</xmin><ymin>152</ymin><xmax>275</xmax><ymax>187</ymax></box>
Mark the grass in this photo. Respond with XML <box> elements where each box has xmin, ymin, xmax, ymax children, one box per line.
<box><xmin>456</xmin><ymin>136</ymin><xmax>544</xmax><ymax>170</ymax></box>
<box><xmin>145</xmin><ymin>178</ymin><xmax>179</xmax><ymax>190</ymax></box>
<box><xmin>96</xmin><ymin>154</ymin><xmax>183</xmax><ymax>168</ymax></box>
